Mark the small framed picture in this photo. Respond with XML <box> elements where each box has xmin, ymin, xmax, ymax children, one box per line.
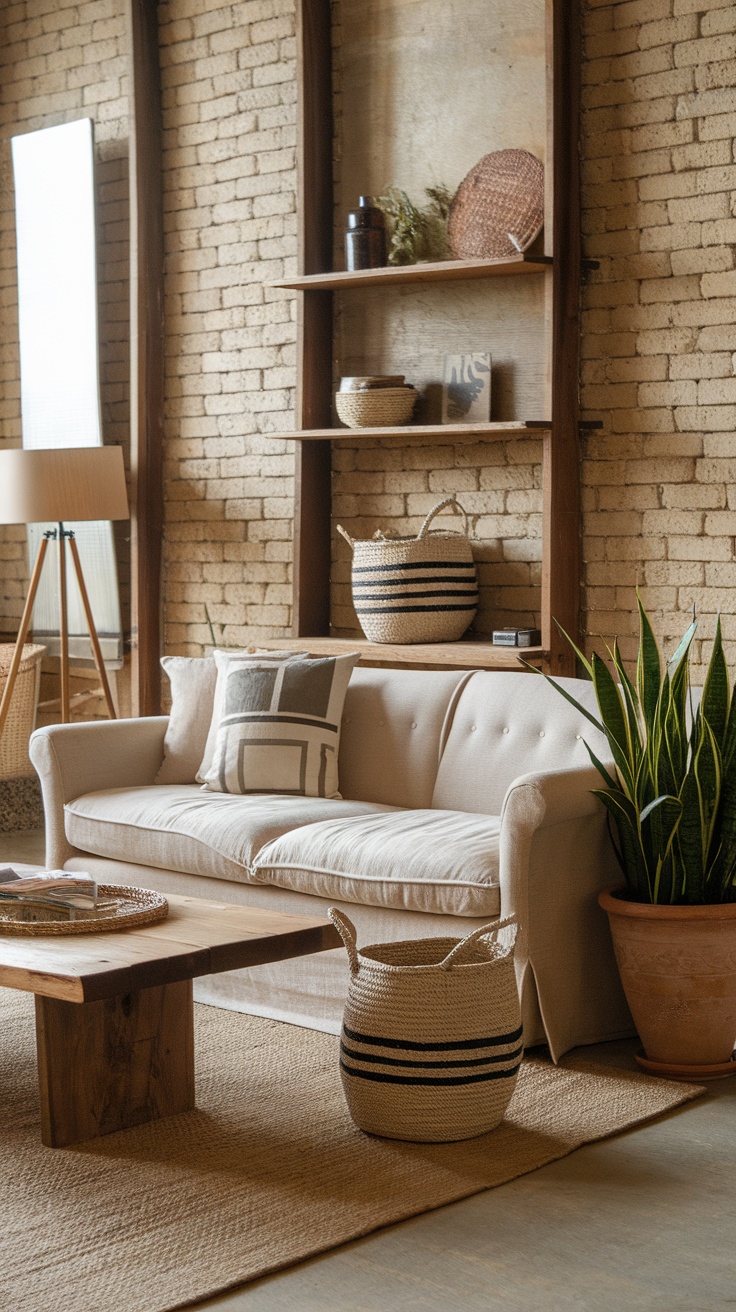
<box><xmin>442</xmin><ymin>353</ymin><xmax>492</xmax><ymax>423</ymax></box>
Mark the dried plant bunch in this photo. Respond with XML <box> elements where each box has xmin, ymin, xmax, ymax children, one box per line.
<box><xmin>375</xmin><ymin>184</ymin><xmax>453</xmax><ymax>265</ymax></box>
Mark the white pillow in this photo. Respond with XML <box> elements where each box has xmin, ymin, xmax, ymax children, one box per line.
<box><xmin>156</xmin><ymin>656</ymin><xmax>217</xmax><ymax>784</ymax></box>
<box><xmin>195</xmin><ymin>649</ymin><xmax>301</xmax><ymax>783</ymax></box>
<box><xmin>201</xmin><ymin>651</ymin><xmax>358</xmax><ymax>799</ymax></box>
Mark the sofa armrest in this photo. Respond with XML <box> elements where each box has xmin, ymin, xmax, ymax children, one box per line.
<box><xmin>30</xmin><ymin>717</ymin><xmax>169</xmax><ymax>869</ymax></box>
<box><xmin>501</xmin><ymin>762</ymin><xmax>604</xmax><ymax>831</ymax></box>
<box><xmin>499</xmin><ymin>764</ymin><xmax>631</xmax><ymax>1061</ymax></box>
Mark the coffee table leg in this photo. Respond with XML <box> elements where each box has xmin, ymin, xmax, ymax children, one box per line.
<box><xmin>34</xmin><ymin>978</ymin><xmax>195</xmax><ymax>1148</ymax></box>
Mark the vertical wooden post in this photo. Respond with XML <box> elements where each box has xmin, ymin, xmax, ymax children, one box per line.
<box><xmin>542</xmin><ymin>0</ymin><xmax>581</xmax><ymax>676</ymax></box>
<box><xmin>128</xmin><ymin>0</ymin><xmax>164</xmax><ymax>712</ymax></box>
<box><xmin>293</xmin><ymin>0</ymin><xmax>334</xmax><ymax>637</ymax></box>
<box><xmin>57</xmin><ymin>527</ymin><xmax>71</xmax><ymax>723</ymax></box>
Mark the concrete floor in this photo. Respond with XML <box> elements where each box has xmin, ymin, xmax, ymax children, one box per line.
<box><xmin>1</xmin><ymin>827</ymin><xmax>46</xmax><ymax>865</ymax></box>
<box><xmin>5</xmin><ymin>830</ymin><xmax>736</xmax><ymax>1311</ymax></box>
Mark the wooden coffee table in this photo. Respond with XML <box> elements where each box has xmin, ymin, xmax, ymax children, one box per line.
<box><xmin>0</xmin><ymin>895</ymin><xmax>340</xmax><ymax>1148</ymax></box>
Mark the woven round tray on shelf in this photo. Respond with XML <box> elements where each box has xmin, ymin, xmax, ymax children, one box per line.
<box><xmin>448</xmin><ymin>149</ymin><xmax>544</xmax><ymax>260</ymax></box>
<box><xmin>0</xmin><ymin>885</ymin><xmax>169</xmax><ymax>936</ymax></box>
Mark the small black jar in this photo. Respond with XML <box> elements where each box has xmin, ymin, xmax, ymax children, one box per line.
<box><xmin>345</xmin><ymin>196</ymin><xmax>387</xmax><ymax>271</ymax></box>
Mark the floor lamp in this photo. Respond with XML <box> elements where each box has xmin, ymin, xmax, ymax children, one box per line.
<box><xmin>0</xmin><ymin>446</ymin><xmax>130</xmax><ymax>738</ymax></box>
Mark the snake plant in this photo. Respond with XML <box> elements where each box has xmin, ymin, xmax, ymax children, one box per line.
<box><xmin>531</xmin><ymin>600</ymin><xmax>736</xmax><ymax>905</ymax></box>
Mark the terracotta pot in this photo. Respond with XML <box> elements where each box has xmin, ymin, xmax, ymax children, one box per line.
<box><xmin>598</xmin><ymin>887</ymin><xmax>736</xmax><ymax>1066</ymax></box>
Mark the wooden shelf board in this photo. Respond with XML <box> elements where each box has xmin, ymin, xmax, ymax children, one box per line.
<box><xmin>255</xmin><ymin>636</ymin><xmax>548</xmax><ymax>671</ymax></box>
<box><xmin>270</xmin><ymin>253</ymin><xmax>552</xmax><ymax>291</ymax></box>
<box><xmin>264</xmin><ymin>421</ymin><xmax>552</xmax><ymax>443</ymax></box>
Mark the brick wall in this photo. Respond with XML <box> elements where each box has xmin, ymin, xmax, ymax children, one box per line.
<box><xmin>581</xmin><ymin>0</ymin><xmax>736</xmax><ymax>673</ymax></box>
<box><xmin>158</xmin><ymin>0</ymin><xmax>298</xmax><ymax>653</ymax></box>
<box><xmin>2</xmin><ymin>0</ymin><xmax>736</xmax><ymax>678</ymax></box>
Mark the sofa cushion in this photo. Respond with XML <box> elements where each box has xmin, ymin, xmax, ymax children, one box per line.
<box><xmin>202</xmin><ymin>651</ymin><xmax>358</xmax><ymax>800</ymax></box>
<box><xmin>156</xmin><ymin>655</ymin><xmax>217</xmax><ymax>785</ymax></box>
<box><xmin>337</xmin><ymin>667</ymin><xmax>471</xmax><ymax>809</ymax></box>
<box><xmin>65</xmin><ymin>786</ymin><xmax>394</xmax><ymax>884</ymax></box>
<box><xmin>197</xmin><ymin>649</ymin><xmax>302</xmax><ymax>782</ymax></box>
<box><xmin>432</xmin><ymin>670</ymin><xmax>610</xmax><ymax>814</ymax></box>
<box><xmin>251</xmin><ymin>809</ymin><xmax>501</xmax><ymax>918</ymax></box>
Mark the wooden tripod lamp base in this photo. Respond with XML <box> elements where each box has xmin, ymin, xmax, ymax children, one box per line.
<box><xmin>0</xmin><ymin>447</ymin><xmax>130</xmax><ymax>742</ymax></box>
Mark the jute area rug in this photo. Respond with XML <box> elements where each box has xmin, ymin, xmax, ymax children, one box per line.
<box><xmin>2</xmin><ymin>987</ymin><xmax>702</xmax><ymax>1312</ymax></box>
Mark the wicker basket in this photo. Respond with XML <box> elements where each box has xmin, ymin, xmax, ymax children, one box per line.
<box><xmin>329</xmin><ymin>908</ymin><xmax>521</xmax><ymax>1142</ymax></box>
<box><xmin>0</xmin><ymin>644</ymin><xmax>45</xmax><ymax>780</ymax></box>
<box><xmin>337</xmin><ymin>495</ymin><xmax>478</xmax><ymax>644</ymax></box>
<box><xmin>448</xmin><ymin>149</ymin><xmax>544</xmax><ymax>260</ymax></box>
<box><xmin>335</xmin><ymin>387</ymin><xmax>417</xmax><ymax>429</ymax></box>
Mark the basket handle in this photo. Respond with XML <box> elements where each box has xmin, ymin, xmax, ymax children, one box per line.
<box><xmin>328</xmin><ymin>907</ymin><xmax>360</xmax><ymax>976</ymax></box>
<box><xmin>336</xmin><ymin>524</ymin><xmax>355</xmax><ymax>552</ymax></box>
<box><xmin>417</xmin><ymin>495</ymin><xmax>470</xmax><ymax>539</ymax></box>
<box><xmin>439</xmin><ymin>916</ymin><xmax>517</xmax><ymax>971</ymax></box>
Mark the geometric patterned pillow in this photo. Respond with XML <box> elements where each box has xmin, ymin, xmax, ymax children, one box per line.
<box><xmin>201</xmin><ymin>652</ymin><xmax>359</xmax><ymax>799</ymax></box>
<box><xmin>196</xmin><ymin>648</ymin><xmax>298</xmax><ymax>783</ymax></box>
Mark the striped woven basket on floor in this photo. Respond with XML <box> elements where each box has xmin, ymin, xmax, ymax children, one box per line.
<box><xmin>336</xmin><ymin>495</ymin><xmax>478</xmax><ymax>644</ymax></box>
<box><xmin>329</xmin><ymin>909</ymin><xmax>521</xmax><ymax>1143</ymax></box>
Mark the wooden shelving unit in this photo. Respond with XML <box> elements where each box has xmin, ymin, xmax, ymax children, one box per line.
<box><xmin>267</xmin><ymin>0</ymin><xmax>581</xmax><ymax>677</ymax></box>
<box><xmin>249</xmin><ymin>635</ymin><xmax>548</xmax><ymax>671</ymax></box>
<box><xmin>271</xmin><ymin>421</ymin><xmax>552</xmax><ymax>443</ymax></box>
<box><xmin>271</xmin><ymin>253</ymin><xmax>551</xmax><ymax>291</ymax></box>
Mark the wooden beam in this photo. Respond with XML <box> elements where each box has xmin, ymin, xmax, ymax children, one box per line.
<box><xmin>543</xmin><ymin>0</ymin><xmax>581</xmax><ymax>677</ymax></box>
<box><xmin>128</xmin><ymin>0</ymin><xmax>164</xmax><ymax>714</ymax></box>
<box><xmin>293</xmin><ymin>0</ymin><xmax>333</xmax><ymax>637</ymax></box>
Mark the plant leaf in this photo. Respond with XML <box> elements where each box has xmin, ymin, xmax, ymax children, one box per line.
<box><xmin>640</xmin><ymin>793</ymin><xmax>683</xmax><ymax>904</ymax></box>
<box><xmin>591</xmin><ymin>652</ymin><xmax>636</xmax><ymax>797</ymax></box>
<box><xmin>701</xmin><ymin>615</ymin><xmax>729</xmax><ymax>748</ymax></box>
<box><xmin>583</xmin><ymin>741</ymin><xmax>619</xmax><ymax>792</ymax></box>
<box><xmin>710</xmin><ymin>744</ymin><xmax>736</xmax><ymax>900</ymax></box>
<box><xmin>553</xmin><ymin>621</ymin><xmax>594</xmax><ymax>680</ymax></box>
<box><xmin>694</xmin><ymin>717</ymin><xmax>722</xmax><ymax>872</ymax></box>
<box><xmin>591</xmin><ymin>788</ymin><xmax>650</xmax><ymax>900</ymax></box>
<box><xmin>636</xmin><ymin>594</ymin><xmax>662</xmax><ymax>732</ymax></box>
<box><xmin>667</xmin><ymin>615</ymin><xmax>697</xmax><ymax>674</ymax></box>
<box><xmin>613</xmin><ymin>638</ymin><xmax>645</xmax><ymax>781</ymax></box>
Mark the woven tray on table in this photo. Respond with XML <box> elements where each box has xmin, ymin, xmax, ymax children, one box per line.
<box><xmin>0</xmin><ymin>885</ymin><xmax>169</xmax><ymax>935</ymax></box>
<box><xmin>448</xmin><ymin>149</ymin><xmax>544</xmax><ymax>260</ymax></box>
<box><xmin>0</xmin><ymin>644</ymin><xmax>46</xmax><ymax>780</ymax></box>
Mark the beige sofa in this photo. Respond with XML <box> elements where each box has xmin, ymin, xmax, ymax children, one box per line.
<box><xmin>30</xmin><ymin>666</ymin><xmax>632</xmax><ymax>1060</ymax></box>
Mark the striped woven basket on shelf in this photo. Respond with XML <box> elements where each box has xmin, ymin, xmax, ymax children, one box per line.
<box><xmin>329</xmin><ymin>909</ymin><xmax>521</xmax><ymax>1143</ymax></box>
<box><xmin>336</xmin><ymin>495</ymin><xmax>478</xmax><ymax>644</ymax></box>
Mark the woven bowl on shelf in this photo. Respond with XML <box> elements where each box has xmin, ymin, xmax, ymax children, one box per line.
<box><xmin>335</xmin><ymin>386</ymin><xmax>417</xmax><ymax>429</ymax></box>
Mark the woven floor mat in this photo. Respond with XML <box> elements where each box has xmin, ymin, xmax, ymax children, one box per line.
<box><xmin>1</xmin><ymin>987</ymin><xmax>703</xmax><ymax>1312</ymax></box>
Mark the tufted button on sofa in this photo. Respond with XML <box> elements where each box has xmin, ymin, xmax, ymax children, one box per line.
<box><xmin>30</xmin><ymin>666</ymin><xmax>632</xmax><ymax>1060</ymax></box>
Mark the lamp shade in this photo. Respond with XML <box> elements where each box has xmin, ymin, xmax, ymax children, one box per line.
<box><xmin>0</xmin><ymin>446</ymin><xmax>129</xmax><ymax>524</ymax></box>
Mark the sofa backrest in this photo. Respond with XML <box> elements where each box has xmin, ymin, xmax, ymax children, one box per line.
<box><xmin>338</xmin><ymin>667</ymin><xmax>470</xmax><ymax>808</ymax></box>
<box><xmin>338</xmin><ymin>667</ymin><xmax>612</xmax><ymax>815</ymax></box>
<box><xmin>432</xmin><ymin>670</ymin><xmax>610</xmax><ymax>814</ymax></box>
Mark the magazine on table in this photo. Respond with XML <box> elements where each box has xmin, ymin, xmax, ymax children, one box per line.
<box><xmin>0</xmin><ymin>868</ymin><xmax>115</xmax><ymax>915</ymax></box>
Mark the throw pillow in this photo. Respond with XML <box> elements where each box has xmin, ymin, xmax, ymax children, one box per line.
<box><xmin>156</xmin><ymin>656</ymin><xmax>218</xmax><ymax>785</ymax></box>
<box><xmin>201</xmin><ymin>651</ymin><xmax>359</xmax><ymax>799</ymax></box>
<box><xmin>196</xmin><ymin>648</ymin><xmax>298</xmax><ymax>783</ymax></box>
